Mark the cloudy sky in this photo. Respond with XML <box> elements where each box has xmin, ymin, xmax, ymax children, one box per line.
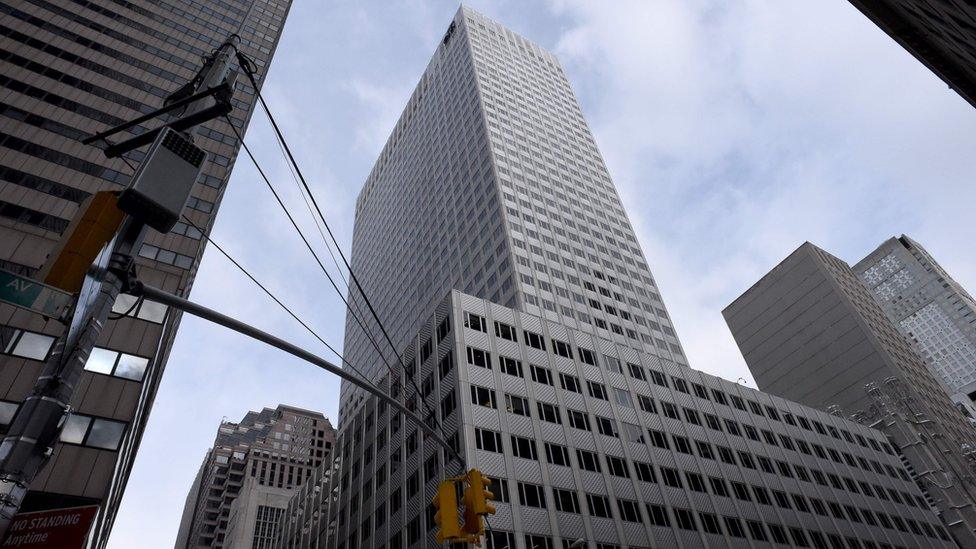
<box><xmin>107</xmin><ymin>1</ymin><xmax>976</xmax><ymax>546</ymax></box>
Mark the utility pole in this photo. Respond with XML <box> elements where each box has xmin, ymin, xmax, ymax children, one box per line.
<box><xmin>0</xmin><ymin>36</ymin><xmax>240</xmax><ymax>537</ymax></box>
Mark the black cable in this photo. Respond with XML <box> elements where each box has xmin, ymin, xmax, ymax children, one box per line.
<box><xmin>235</xmin><ymin>54</ymin><xmax>444</xmax><ymax>436</ymax></box>
<box><xmin>179</xmin><ymin>213</ymin><xmax>376</xmax><ymax>386</ymax></box>
<box><xmin>108</xmin><ymin>294</ymin><xmax>143</xmax><ymax>320</ymax></box>
<box><xmin>219</xmin><ymin>117</ymin><xmax>405</xmax><ymax>392</ymax></box>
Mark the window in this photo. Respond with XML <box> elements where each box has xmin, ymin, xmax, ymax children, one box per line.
<box><xmin>649</xmin><ymin>429</ymin><xmax>669</xmax><ymax>449</ymax></box>
<box><xmin>626</xmin><ymin>362</ymin><xmax>646</xmax><ymax>381</ymax></box>
<box><xmin>617</xmin><ymin>499</ymin><xmax>641</xmax><ymax>522</ymax></box>
<box><xmin>637</xmin><ymin>395</ymin><xmax>656</xmax><ymax>413</ymax></box>
<box><xmin>595</xmin><ymin>416</ymin><xmax>618</xmax><ymax>437</ymax></box>
<box><xmin>60</xmin><ymin>414</ymin><xmax>126</xmax><ymax>450</ymax></box>
<box><xmin>551</xmin><ymin>339</ymin><xmax>572</xmax><ymax>358</ymax></box>
<box><xmin>494</xmin><ymin>478</ymin><xmax>511</xmax><ymax>503</ymax></box>
<box><xmin>686</xmin><ymin>472</ymin><xmax>707</xmax><ymax>493</ymax></box>
<box><xmin>649</xmin><ymin>369</ymin><xmax>667</xmax><ymax>387</ymax></box>
<box><xmin>567</xmin><ymin>409</ymin><xmax>590</xmax><ymax>431</ymax></box>
<box><xmin>673</xmin><ymin>435</ymin><xmax>693</xmax><ymax>455</ymax></box>
<box><xmin>586</xmin><ymin>381</ymin><xmax>608</xmax><ymax>400</ymax></box>
<box><xmin>671</xmin><ymin>377</ymin><xmax>689</xmax><ymax>393</ymax></box>
<box><xmin>505</xmin><ymin>394</ymin><xmax>530</xmax><ymax>416</ymax></box>
<box><xmin>440</xmin><ymin>390</ymin><xmax>457</xmax><ymax>418</ymax></box>
<box><xmin>552</xmin><ymin>488</ymin><xmax>580</xmax><ymax>513</ymax></box>
<box><xmin>577</xmin><ymin>347</ymin><xmax>596</xmax><ymax>365</ymax></box>
<box><xmin>661</xmin><ymin>467</ymin><xmax>683</xmax><ymax>488</ymax></box>
<box><xmin>724</xmin><ymin>516</ymin><xmax>746</xmax><ymax>538</ymax></box>
<box><xmin>1</xmin><ymin>328</ymin><xmax>55</xmax><ymax>361</ymax></box>
<box><xmin>585</xmin><ymin>494</ymin><xmax>612</xmax><ymax>518</ymax></box>
<box><xmin>613</xmin><ymin>388</ymin><xmax>633</xmax><ymax>407</ymax></box>
<box><xmin>517</xmin><ymin>482</ymin><xmax>546</xmax><ymax>508</ymax></box>
<box><xmin>683</xmin><ymin>408</ymin><xmax>701</xmax><ymax>425</ymax></box>
<box><xmin>537</xmin><ymin>402</ymin><xmax>561</xmax><ymax>424</ymax></box>
<box><xmin>523</xmin><ymin>330</ymin><xmax>545</xmax><ymax>350</ymax></box>
<box><xmin>83</xmin><ymin>347</ymin><xmax>150</xmax><ymax>381</ymax></box>
<box><xmin>661</xmin><ymin>402</ymin><xmax>679</xmax><ymax>419</ymax></box>
<box><xmin>531</xmin><ymin>365</ymin><xmax>553</xmax><ymax>385</ymax></box>
<box><xmin>647</xmin><ymin>504</ymin><xmax>670</xmax><ymax>527</ymax></box>
<box><xmin>475</xmin><ymin>429</ymin><xmax>502</xmax><ymax>453</ymax></box>
<box><xmin>494</xmin><ymin>321</ymin><xmax>517</xmax><ymax>341</ymax></box>
<box><xmin>112</xmin><ymin>294</ymin><xmax>167</xmax><ymax>323</ymax></box>
<box><xmin>634</xmin><ymin>461</ymin><xmax>656</xmax><ymax>483</ymax></box>
<box><xmin>523</xmin><ymin>535</ymin><xmax>551</xmax><ymax>549</ymax></box>
<box><xmin>709</xmin><ymin>477</ymin><xmax>729</xmax><ymax>497</ymax></box>
<box><xmin>604</xmin><ymin>356</ymin><xmax>622</xmax><ymax>374</ymax></box>
<box><xmin>605</xmin><ymin>456</ymin><xmax>629</xmax><ymax>478</ymax></box>
<box><xmin>437</xmin><ymin>316</ymin><xmax>450</xmax><ymax>342</ymax></box>
<box><xmin>466</xmin><ymin>347</ymin><xmax>491</xmax><ymax>368</ymax></box>
<box><xmin>695</xmin><ymin>440</ymin><xmax>714</xmax><ymax>460</ymax></box>
<box><xmin>576</xmin><ymin>449</ymin><xmax>601</xmax><ymax>472</ymax></box>
<box><xmin>470</xmin><ymin>386</ymin><xmax>497</xmax><ymax>408</ymax></box>
<box><xmin>464</xmin><ymin>312</ymin><xmax>487</xmax><ymax>332</ymax></box>
<box><xmin>731</xmin><ymin>482</ymin><xmax>751</xmax><ymax>501</ymax></box>
<box><xmin>699</xmin><ymin>512</ymin><xmax>721</xmax><ymax>535</ymax></box>
<box><xmin>692</xmin><ymin>383</ymin><xmax>709</xmax><ymax>399</ymax></box>
<box><xmin>559</xmin><ymin>373</ymin><xmax>581</xmax><ymax>393</ymax></box>
<box><xmin>545</xmin><ymin>443</ymin><xmax>570</xmax><ymax>466</ymax></box>
<box><xmin>499</xmin><ymin>356</ymin><xmax>523</xmax><ymax>377</ymax></box>
<box><xmin>673</xmin><ymin>508</ymin><xmax>696</xmax><ymax>531</ymax></box>
<box><xmin>511</xmin><ymin>436</ymin><xmax>538</xmax><ymax>460</ymax></box>
<box><xmin>746</xmin><ymin>520</ymin><xmax>768</xmax><ymax>542</ymax></box>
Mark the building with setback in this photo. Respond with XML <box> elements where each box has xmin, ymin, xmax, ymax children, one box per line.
<box><xmin>281</xmin><ymin>7</ymin><xmax>954</xmax><ymax>549</ymax></box>
<box><xmin>0</xmin><ymin>0</ymin><xmax>292</xmax><ymax>545</ymax></box>
<box><xmin>175</xmin><ymin>405</ymin><xmax>334</xmax><ymax>549</ymax></box>
<box><xmin>724</xmin><ymin>242</ymin><xmax>976</xmax><ymax>544</ymax></box>
<box><xmin>848</xmin><ymin>0</ymin><xmax>976</xmax><ymax>109</ymax></box>
<box><xmin>854</xmin><ymin>235</ymin><xmax>976</xmax><ymax>415</ymax></box>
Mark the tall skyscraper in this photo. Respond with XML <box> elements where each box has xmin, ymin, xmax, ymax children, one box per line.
<box><xmin>0</xmin><ymin>0</ymin><xmax>292</xmax><ymax>545</ymax></box>
<box><xmin>282</xmin><ymin>7</ymin><xmax>954</xmax><ymax>549</ymax></box>
<box><xmin>724</xmin><ymin>242</ymin><xmax>976</xmax><ymax>542</ymax></box>
<box><xmin>175</xmin><ymin>405</ymin><xmax>334</xmax><ymax>549</ymax></box>
<box><xmin>847</xmin><ymin>1</ymin><xmax>976</xmax><ymax>109</ymax></box>
<box><xmin>854</xmin><ymin>235</ymin><xmax>976</xmax><ymax>413</ymax></box>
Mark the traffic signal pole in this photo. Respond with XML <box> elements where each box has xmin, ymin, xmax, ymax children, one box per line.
<box><xmin>0</xmin><ymin>36</ymin><xmax>240</xmax><ymax>536</ymax></box>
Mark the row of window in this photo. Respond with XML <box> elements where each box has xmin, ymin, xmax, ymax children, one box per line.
<box><xmin>462</xmin><ymin>310</ymin><xmax>891</xmax><ymax>456</ymax></box>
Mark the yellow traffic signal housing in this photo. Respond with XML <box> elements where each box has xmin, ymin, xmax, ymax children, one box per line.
<box><xmin>461</xmin><ymin>469</ymin><xmax>497</xmax><ymax>539</ymax></box>
<box><xmin>432</xmin><ymin>480</ymin><xmax>462</xmax><ymax>544</ymax></box>
<box><xmin>469</xmin><ymin>469</ymin><xmax>496</xmax><ymax>516</ymax></box>
<box><xmin>39</xmin><ymin>191</ymin><xmax>125</xmax><ymax>293</ymax></box>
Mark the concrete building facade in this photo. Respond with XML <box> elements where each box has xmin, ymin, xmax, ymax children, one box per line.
<box><xmin>280</xmin><ymin>7</ymin><xmax>955</xmax><ymax>549</ymax></box>
<box><xmin>0</xmin><ymin>0</ymin><xmax>292</xmax><ymax>545</ymax></box>
<box><xmin>854</xmin><ymin>235</ymin><xmax>976</xmax><ymax>414</ymax></box>
<box><xmin>176</xmin><ymin>404</ymin><xmax>334</xmax><ymax>548</ymax></box>
<box><xmin>724</xmin><ymin>242</ymin><xmax>976</xmax><ymax>544</ymax></box>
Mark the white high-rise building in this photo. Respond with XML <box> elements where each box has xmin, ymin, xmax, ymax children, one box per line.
<box><xmin>279</xmin><ymin>7</ymin><xmax>954</xmax><ymax>549</ymax></box>
<box><xmin>855</xmin><ymin>235</ymin><xmax>976</xmax><ymax>413</ymax></box>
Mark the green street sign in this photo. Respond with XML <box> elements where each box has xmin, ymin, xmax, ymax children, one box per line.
<box><xmin>0</xmin><ymin>269</ymin><xmax>73</xmax><ymax>320</ymax></box>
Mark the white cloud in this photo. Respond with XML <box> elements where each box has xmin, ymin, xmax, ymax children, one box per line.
<box><xmin>548</xmin><ymin>0</ymin><xmax>976</xmax><ymax>384</ymax></box>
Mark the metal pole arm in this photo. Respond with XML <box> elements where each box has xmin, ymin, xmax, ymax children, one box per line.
<box><xmin>130</xmin><ymin>282</ymin><xmax>456</xmax><ymax>456</ymax></box>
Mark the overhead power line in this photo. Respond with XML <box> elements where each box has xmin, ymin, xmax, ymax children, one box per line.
<box><xmin>234</xmin><ymin>54</ymin><xmax>459</xmax><ymax>467</ymax></box>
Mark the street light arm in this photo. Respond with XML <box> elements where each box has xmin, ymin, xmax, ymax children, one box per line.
<box><xmin>131</xmin><ymin>282</ymin><xmax>457</xmax><ymax>457</ymax></box>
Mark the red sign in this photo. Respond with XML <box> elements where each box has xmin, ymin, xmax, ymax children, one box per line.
<box><xmin>1</xmin><ymin>505</ymin><xmax>98</xmax><ymax>548</ymax></box>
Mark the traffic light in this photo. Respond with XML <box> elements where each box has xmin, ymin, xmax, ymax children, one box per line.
<box><xmin>461</xmin><ymin>469</ymin><xmax>496</xmax><ymax>538</ymax></box>
<box><xmin>432</xmin><ymin>480</ymin><xmax>462</xmax><ymax>544</ymax></box>
<box><xmin>39</xmin><ymin>191</ymin><xmax>125</xmax><ymax>293</ymax></box>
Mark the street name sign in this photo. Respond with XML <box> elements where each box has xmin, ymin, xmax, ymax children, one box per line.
<box><xmin>0</xmin><ymin>269</ymin><xmax>73</xmax><ymax>320</ymax></box>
